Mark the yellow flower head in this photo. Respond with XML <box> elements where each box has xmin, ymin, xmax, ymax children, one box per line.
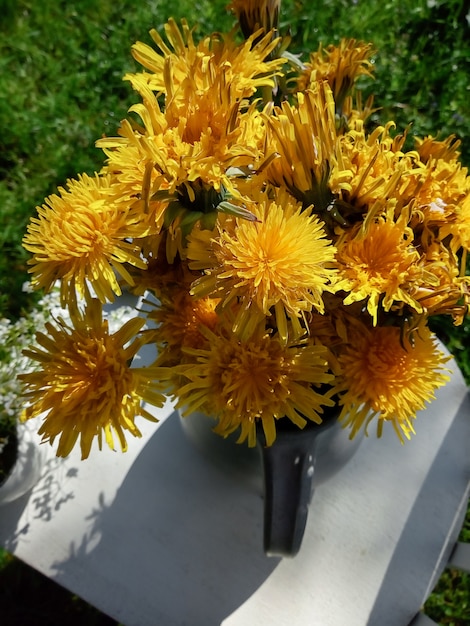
<box><xmin>20</xmin><ymin>299</ymin><xmax>165</xmax><ymax>459</ymax></box>
<box><xmin>101</xmin><ymin>20</ymin><xmax>278</xmax><ymax>204</ymax></box>
<box><xmin>439</xmin><ymin>192</ymin><xmax>470</xmax><ymax>282</ymax></box>
<box><xmin>126</xmin><ymin>18</ymin><xmax>284</xmax><ymax>106</ymax></box>
<box><xmin>265</xmin><ymin>83</ymin><xmax>353</xmax><ymax>219</ymax></box>
<box><xmin>97</xmin><ymin>102</ymin><xmax>170</xmax><ymax>231</ymax></box>
<box><xmin>334</xmin><ymin>323</ymin><xmax>450</xmax><ymax>441</ymax></box>
<box><xmin>229</xmin><ymin>0</ymin><xmax>281</xmax><ymax>39</ymax></box>
<box><xmin>338</xmin><ymin>122</ymin><xmax>419</xmax><ymax>213</ymax></box>
<box><xmin>23</xmin><ymin>173</ymin><xmax>149</xmax><ymax>305</ymax></box>
<box><xmin>150</xmin><ymin>291</ymin><xmax>220</xmax><ymax>365</ymax></box>
<box><xmin>164</xmin><ymin>324</ymin><xmax>334</xmax><ymax>447</ymax></box>
<box><xmin>412</xmin><ymin>242</ymin><xmax>470</xmax><ymax>324</ymax></box>
<box><xmin>340</xmin><ymin>90</ymin><xmax>377</xmax><ymax>127</ymax></box>
<box><xmin>98</xmin><ymin>79</ymin><xmax>268</xmax><ymax>251</ymax></box>
<box><xmin>188</xmin><ymin>187</ymin><xmax>337</xmax><ymax>343</ymax></box>
<box><xmin>401</xmin><ymin>136</ymin><xmax>469</xmax><ymax>225</ymax></box>
<box><xmin>411</xmin><ymin>161</ymin><xmax>469</xmax><ymax>229</ymax></box>
<box><xmin>126</xmin><ymin>238</ymin><xmax>196</xmax><ymax>297</ymax></box>
<box><xmin>335</xmin><ymin>213</ymin><xmax>424</xmax><ymax>324</ymax></box>
<box><xmin>415</xmin><ymin>134</ymin><xmax>463</xmax><ymax>165</ymax></box>
<box><xmin>298</xmin><ymin>39</ymin><xmax>375</xmax><ymax>113</ymax></box>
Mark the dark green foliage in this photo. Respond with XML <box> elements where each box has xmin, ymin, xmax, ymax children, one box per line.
<box><xmin>0</xmin><ymin>549</ymin><xmax>120</xmax><ymax>625</ymax></box>
<box><xmin>425</xmin><ymin>501</ymin><xmax>470</xmax><ymax>625</ymax></box>
<box><xmin>425</xmin><ymin>569</ymin><xmax>470</xmax><ymax>625</ymax></box>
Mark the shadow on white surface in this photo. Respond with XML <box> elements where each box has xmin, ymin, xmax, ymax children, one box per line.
<box><xmin>2</xmin><ymin>352</ymin><xmax>467</xmax><ymax>626</ymax></box>
<box><xmin>0</xmin><ymin>454</ymin><xmax>79</xmax><ymax>554</ymax></box>
<box><xmin>49</xmin><ymin>412</ymin><xmax>281</xmax><ymax>626</ymax></box>
<box><xmin>366</xmin><ymin>390</ymin><xmax>470</xmax><ymax>626</ymax></box>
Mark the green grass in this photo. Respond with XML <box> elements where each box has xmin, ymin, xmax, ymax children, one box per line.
<box><xmin>424</xmin><ymin>502</ymin><xmax>470</xmax><ymax>625</ymax></box>
<box><xmin>1</xmin><ymin>0</ymin><xmax>469</xmax><ymax>623</ymax></box>
<box><xmin>0</xmin><ymin>0</ymin><xmax>234</xmax><ymax>316</ymax></box>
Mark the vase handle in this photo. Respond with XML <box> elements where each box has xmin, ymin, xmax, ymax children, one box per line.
<box><xmin>259</xmin><ymin>426</ymin><xmax>318</xmax><ymax>557</ymax></box>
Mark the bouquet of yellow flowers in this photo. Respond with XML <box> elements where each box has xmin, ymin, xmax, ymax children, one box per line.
<box><xmin>20</xmin><ymin>0</ymin><xmax>470</xmax><ymax>460</ymax></box>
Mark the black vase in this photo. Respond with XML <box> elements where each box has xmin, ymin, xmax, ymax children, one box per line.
<box><xmin>179</xmin><ymin>405</ymin><xmax>363</xmax><ymax>557</ymax></box>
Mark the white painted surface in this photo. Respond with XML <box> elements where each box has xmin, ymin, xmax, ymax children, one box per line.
<box><xmin>1</xmin><ymin>350</ymin><xmax>469</xmax><ymax>626</ymax></box>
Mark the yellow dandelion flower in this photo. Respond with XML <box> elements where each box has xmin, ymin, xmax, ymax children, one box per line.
<box><xmin>126</xmin><ymin>18</ymin><xmax>284</xmax><ymax>105</ymax></box>
<box><xmin>149</xmin><ymin>291</ymin><xmax>220</xmax><ymax>365</ymax></box>
<box><xmin>188</xmin><ymin>188</ymin><xmax>337</xmax><ymax>343</ymax></box>
<box><xmin>411</xmin><ymin>161</ymin><xmax>469</xmax><ymax>229</ymax></box>
<box><xmin>439</xmin><ymin>193</ymin><xmax>470</xmax><ymax>280</ymax></box>
<box><xmin>23</xmin><ymin>173</ymin><xmax>149</xmax><ymax>305</ymax></box>
<box><xmin>98</xmin><ymin>78</ymin><xmax>268</xmax><ymax>247</ymax></box>
<box><xmin>308</xmin><ymin>297</ymin><xmax>365</xmax><ymax>372</ymax></box>
<box><xmin>335</xmin><ymin>214</ymin><xmax>424</xmax><ymax>324</ymax></box>
<box><xmin>334</xmin><ymin>323</ymin><xmax>451</xmax><ymax>442</ymax></box>
<box><xmin>338</xmin><ymin>121</ymin><xmax>420</xmax><ymax>214</ymax></box>
<box><xmin>340</xmin><ymin>90</ymin><xmax>377</xmax><ymax>127</ymax></box>
<box><xmin>298</xmin><ymin>39</ymin><xmax>374</xmax><ymax>113</ymax></box>
<box><xmin>127</xmin><ymin>239</ymin><xmax>196</xmax><ymax>298</ymax></box>
<box><xmin>388</xmin><ymin>135</ymin><xmax>469</xmax><ymax>232</ymax></box>
<box><xmin>412</xmin><ymin>241</ymin><xmax>469</xmax><ymax>323</ymax></box>
<box><xmin>229</xmin><ymin>0</ymin><xmax>280</xmax><ymax>39</ymax></box>
<box><xmin>415</xmin><ymin>134</ymin><xmax>463</xmax><ymax>164</ymax></box>
<box><xmin>265</xmin><ymin>83</ymin><xmax>353</xmax><ymax>220</ymax></box>
<box><xmin>97</xmin><ymin>99</ymin><xmax>170</xmax><ymax>231</ymax></box>
<box><xmin>163</xmin><ymin>325</ymin><xmax>334</xmax><ymax>447</ymax></box>
<box><xmin>20</xmin><ymin>299</ymin><xmax>165</xmax><ymax>460</ymax></box>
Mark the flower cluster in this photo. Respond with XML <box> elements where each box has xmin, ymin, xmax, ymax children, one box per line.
<box><xmin>1</xmin><ymin>286</ymin><xmax>137</xmax><ymax>458</ymax></box>
<box><xmin>20</xmin><ymin>1</ymin><xmax>470</xmax><ymax>458</ymax></box>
